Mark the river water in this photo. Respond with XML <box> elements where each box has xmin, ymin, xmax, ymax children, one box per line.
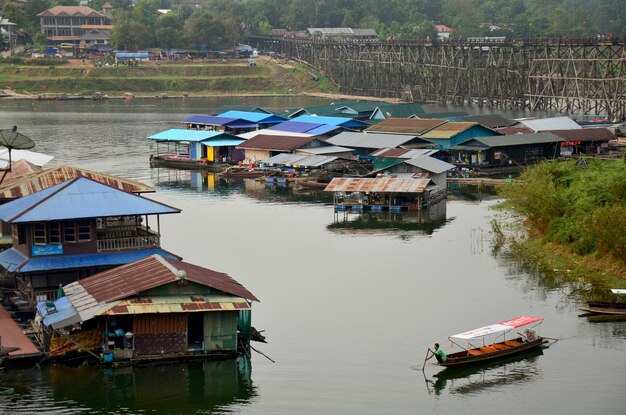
<box><xmin>0</xmin><ymin>98</ymin><xmax>624</xmax><ymax>415</ymax></box>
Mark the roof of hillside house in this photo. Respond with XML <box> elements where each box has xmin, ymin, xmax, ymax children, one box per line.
<box><xmin>366</xmin><ymin>118</ymin><xmax>446</xmax><ymax>135</ymax></box>
<box><xmin>0</xmin><ymin>177</ymin><xmax>179</xmax><ymax>223</ymax></box>
<box><xmin>326</xmin><ymin>131</ymin><xmax>420</xmax><ymax>148</ymax></box>
<box><xmin>519</xmin><ymin>116</ymin><xmax>581</xmax><ymax>132</ymax></box>
<box><xmin>0</xmin><ymin>165</ymin><xmax>154</xmax><ymax>200</ymax></box>
<box><xmin>37</xmin><ymin>6</ymin><xmax>106</xmax><ymax>17</ymax></box>
<box><xmin>237</xmin><ymin>134</ymin><xmax>317</xmax><ymax>151</ymax></box>
<box><xmin>463</xmin><ymin>114</ymin><xmax>517</xmax><ymax>129</ymax></box>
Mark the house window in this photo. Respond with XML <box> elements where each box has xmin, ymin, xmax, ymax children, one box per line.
<box><xmin>12</xmin><ymin>224</ymin><xmax>26</xmax><ymax>245</ymax></box>
<box><xmin>77</xmin><ymin>220</ymin><xmax>91</xmax><ymax>241</ymax></box>
<box><xmin>49</xmin><ymin>222</ymin><xmax>62</xmax><ymax>244</ymax></box>
<box><xmin>33</xmin><ymin>223</ymin><xmax>47</xmax><ymax>245</ymax></box>
<box><xmin>63</xmin><ymin>221</ymin><xmax>76</xmax><ymax>242</ymax></box>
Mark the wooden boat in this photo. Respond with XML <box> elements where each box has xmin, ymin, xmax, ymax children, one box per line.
<box><xmin>149</xmin><ymin>154</ymin><xmax>228</xmax><ymax>171</ymax></box>
<box><xmin>580</xmin><ymin>289</ymin><xmax>626</xmax><ymax>316</ymax></box>
<box><xmin>221</xmin><ymin>167</ymin><xmax>271</xmax><ymax>179</ymax></box>
<box><xmin>433</xmin><ymin>316</ymin><xmax>551</xmax><ymax>368</ymax></box>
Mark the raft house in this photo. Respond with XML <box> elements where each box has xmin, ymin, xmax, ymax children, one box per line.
<box><xmin>34</xmin><ymin>254</ymin><xmax>258</xmax><ymax>364</ymax></box>
<box><xmin>148</xmin><ymin>129</ymin><xmax>245</xmax><ymax>169</ymax></box>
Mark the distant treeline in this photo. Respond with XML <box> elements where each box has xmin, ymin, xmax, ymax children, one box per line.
<box><xmin>499</xmin><ymin>159</ymin><xmax>626</xmax><ymax>264</ymax></box>
<box><xmin>2</xmin><ymin>0</ymin><xmax>625</xmax><ymax>50</ymax></box>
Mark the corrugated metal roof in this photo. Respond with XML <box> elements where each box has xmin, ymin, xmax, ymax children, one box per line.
<box><xmin>548</xmin><ymin>128</ymin><xmax>614</xmax><ymax>142</ymax></box>
<box><xmin>294</xmin><ymin>155</ymin><xmax>338</xmax><ymax>167</ymax></box>
<box><xmin>463</xmin><ymin>114</ymin><xmax>516</xmax><ymax>129</ymax></box>
<box><xmin>324</xmin><ymin>177</ymin><xmax>431</xmax><ymax>193</ymax></box>
<box><xmin>327</xmin><ymin>132</ymin><xmax>417</xmax><ymax>148</ymax></box>
<box><xmin>369</xmin><ymin>148</ymin><xmax>438</xmax><ymax>158</ymax></box>
<box><xmin>495</xmin><ymin>126</ymin><xmax>533</xmax><ymax>135</ymax></box>
<box><xmin>520</xmin><ymin>116</ymin><xmax>581</xmax><ymax>132</ymax></box>
<box><xmin>404</xmin><ymin>156</ymin><xmax>455</xmax><ymax>174</ymax></box>
<box><xmin>468</xmin><ymin>132</ymin><xmax>564</xmax><ymax>147</ymax></box>
<box><xmin>148</xmin><ymin>129</ymin><xmax>227</xmax><ymax>142</ymax></box>
<box><xmin>421</xmin><ymin>122</ymin><xmax>479</xmax><ymax>139</ymax></box>
<box><xmin>217</xmin><ymin>110</ymin><xmax>285</xmax><ymax>124</ymax></box>
<box><xmin>238</xmin><ymin>129</ymin><xmax>313</xmax><ymax>140</ymax></box>
<box><xmin>370</xmin><ymin>103</ymin><xmax>425</xmax><ymax>119</ymax></box>
<box><xmin>237</xmin><ymin>134</ymin><xmax>316</xmax><ymax>151</ymax></box>
<box><xmin>262</xmin><ymin>153</ymin><xmax>308</xmax><ymax>165</ymax></box>
<box><xmin>307</xmin><ymin>27</ymin><xmax>354</xmax><ymax>35</ymax></box>
<box><xmin>0</xmin><ymin>177</ymin><xmax>180</xmax><ymax>223</ymax></box>
<box><xmin>102</xmin><ymin>295</ymin><xmax>250</xmax><ymax>315</ymax></box>
<box><xmin>0</xmin><ymin>159</ymin><xmax>41</xmax><ymax>184</ymax></box>
<box><xmin>0</xmin><ymin>148</ymin><xmax>53</xmax><ymax>168</ymax></box>
<box><xmin>268</xmin><ymin>121</ymin><xmax>323</xmax><ymax>133</ymax></box>
<box><xmin>291</xmin><ymin>115</ymin><xmax>367</xmax><ymax>128</ymax></box>
<box><xmin>366</xmin><ymin>118</ymin><xmax>446</xmax><ymax>135</ymax></box>
<box><xmin>0</xmin><ymin>247</ymin><xmax>179</xmax><ymax>273</ymax></box>
<box><xmin>296</xmin><ymin>146</ymin><xmax>354</xmax><ymax>155</ymax></box>
<box><xmin>307</xmin><ymin>125</ymin><xmax>341</xmax><ymax>135</ymax></box>
<box><xmin>0</xmin><ymin>165</ymin><xmax>153</xmax><ymax>200</ymax></box>
<box><xmin>75</xmin><ymin>254</ymin><xmax>258</xmax><ymax>303</ymax></box>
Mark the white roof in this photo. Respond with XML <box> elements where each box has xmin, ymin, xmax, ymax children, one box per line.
<box><xmin>238</xmin><ymin>129</ymin><xmax>313</xmax><ymax>140</ymax></box>
<box><xmin>296</xmin><ymin>146</ymin><xmax>354</xmax><ymax>155</ymax></box>
<box><xmin>404</xmin><ymin>156</ymin><xmax>455</xmax><ymax>174</ymax></box>
<box><xmin>450</xmin><ymin>316</ymin><xmax>543</xmax><ymax>342</ymax></box>
<box><xmin>262</xmin><ymin>153</ymin><xmax>338</xmax><ymax>167</ymax></box>
<box><xmin>611</xmin><ymin>289</ymin><xmax>626</xmax><ymax>295</ymax></box>
<box><xmin>519</xmin><ymin>116</ymin><xmax>582</xmax><ymax>132</ymax></box>
<box><xmin>0</xmin><ymin>148</ymin><xmax>54</xmax><ymax>168</ymax></box>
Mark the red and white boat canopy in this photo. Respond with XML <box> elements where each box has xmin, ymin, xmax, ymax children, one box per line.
<box><xmin>449</xmin><ymin>316</ymin><xmax>543</xmax><ymax>342</ymax></box>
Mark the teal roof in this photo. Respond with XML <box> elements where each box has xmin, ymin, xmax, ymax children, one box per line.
<box><xmin>371</xmin><ymin>103</ymin><xmax>425</xmax><ymax>119</ymax></box>
<box><xmin>0</xmin><ymin>177</ymin><xmax>180</xmax><ymax>223</ymax></box>
<box><xmin>149</xmin><ymin>129</ymin><xmax>227</xmax><ymax>142</ymax></box>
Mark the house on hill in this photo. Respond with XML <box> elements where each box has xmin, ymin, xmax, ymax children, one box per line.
<box><xmin>37</xmin><ymin>6</ymin><xmax>112</xmax><ymax>47</ymax></box>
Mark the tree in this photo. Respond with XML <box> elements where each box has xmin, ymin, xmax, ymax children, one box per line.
<box><xmin>155</xmin><ymin>13</ymin><xmax>183</xmax><ymax>49</ymax></box>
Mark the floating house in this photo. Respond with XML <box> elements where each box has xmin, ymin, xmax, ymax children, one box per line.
<box><xmin>369</xmin><ymin>103</ymin><xmax>425</xmax><ymax>121</ymax></box>
<box><xmin>549</xmin><ymin>128</ymin><xmax>614</xmax><ymax>156</ymax></box>
<box><xmin>148</xmin><ymin>129</ymin><xmax>245</xmax><ymax>169</ymax></box>
<box><xmin>267</xmin><ymin>121</ymin><xmax>343</xmax><ymax>138</ymax></box>
<box><xmin>0</xmin><ymin>176</ymin><xmax>181</xmax><ymax>309</ymax></box>
<box><xmin>463</xmin><ymin>114</ymin><xmax>517</xmax><ymax>129</ymax></box>
<box><xmin>449</xmin><ymin>132</ymin><xmax>564</xmax><ymax>167</ymax></box>
<box><xmin>35</xmin><ymin>254</ymin><xmax>258</xmax><ymax>363</ymax></box>
<box><xmin>324</xmin><ymin>177</ymin><xmax>438</xmax><ymax>212</ymax></box>
<box><xmin>365</xmin><ymin>118</ymin><xmax>446</xmax><ymax>136</ymax></box>
<box><xmin>287</xmin><ymin>101</ymin><xmax>382</xmax><ymax>119</ymax></box>
<box><xmin>379</xmin><ymin>156</ymin><xmax>455</xmax><ymax>188</ymax></box>
<box><xmin>236</xmin><ymin>134</ymin><xmax>324</xmax><ymax>162</ymax></box>
<box><xmin>289</xmin><ymin>115</ymin><xmax>369</xmax><ymax>131</ymax></box>
<box><xmin>518</xmin><ymin>116</ymin><xmax>581</xmax><ymax>132</ymax></box>
<box><xmin>419</xmin><ymin>122</ymin><xmax>498</xmax><ymax>149</ymax></box>
<box><xmin>183</xmin><ymin>115</ymin><xmax>260</xmax><ymax>135</ymax></box>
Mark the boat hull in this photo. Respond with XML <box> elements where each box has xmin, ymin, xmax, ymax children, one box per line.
<box><xmin>439</xmin><ymin>337</ymin><xmax>548</xmax><ymax>368</ymax></box>
<box><xmin>149</xmin><ymin>156</ymin><xmax>228</xmax><ymax>171</ymax></box>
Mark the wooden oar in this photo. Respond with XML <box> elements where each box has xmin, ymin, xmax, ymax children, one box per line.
<box><xmin>421</xmin><ymin>349</ymin><xmax>431</xmax><ymax>371</ymax></box>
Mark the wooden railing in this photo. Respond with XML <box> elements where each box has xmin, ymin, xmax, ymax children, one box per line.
<box><xmin>97</xmin><ymin>235</ymin><xmax>160</xmax><ymax>252</ymax></box>
<box><xmin>15</xmin><ymin>276</ymin><xmax>58</xmax><ymax>307</ymax></box>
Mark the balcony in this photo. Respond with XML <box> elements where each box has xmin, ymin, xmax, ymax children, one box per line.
<box><xmin>96</xmin><ymin>226</ymin><xmax>160</xmax><ymax>252</ymax></box>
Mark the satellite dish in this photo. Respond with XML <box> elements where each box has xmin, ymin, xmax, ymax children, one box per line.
<box><xmin>0</xmin><ymin>126</ymin><xmax>35</xmax><ymax>150</ymax></box>
<box><xmin>0</xmin><ymin>126</ymin><xmax>36</xmax><ymax>184</ymax></box>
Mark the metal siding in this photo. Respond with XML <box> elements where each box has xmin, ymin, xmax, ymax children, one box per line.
<box><xmin>204</xmin><ymin>312</ymin><xmax>237</xmax><ymax>351</ymax></box>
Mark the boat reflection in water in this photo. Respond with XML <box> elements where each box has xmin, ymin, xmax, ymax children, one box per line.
<box><xmin>49</xmin><ymin>357</ymin><xmax>255</xmax><ymax>413</ymax></box>
<box><xmin>425</xmin><ymin>349</ymin><xmax>543</xmax><ymax>396</ymax></box>
<box><xmin>327</xmin><ymin>201</ymin><xmax>451</xmax><ymax>238</ymax></box>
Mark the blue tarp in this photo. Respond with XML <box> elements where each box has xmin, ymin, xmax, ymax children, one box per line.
<box><xmin>0</xmin><ymin>247</ymin><xmax>179</xmax><ymax>273</ymax></box>
<box><xmin>0</xmin><ymin>177</ymin><xmax>180</xmax><ymax>223</ymax></box>
<box><xmin>116</xmin><ymin>52</ymin><xmax>149</xmax><ymax>59</ymax></box>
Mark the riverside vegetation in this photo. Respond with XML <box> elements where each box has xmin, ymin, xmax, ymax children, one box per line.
<box><xmin>0</xmin><ymin>58</ymin><xmax>337</xmax><ymax>96</ymax></box>
<box><xmin>497</xmin><ymin>157</ymin><xmax>626</xmax><ymax>298</ymax></box>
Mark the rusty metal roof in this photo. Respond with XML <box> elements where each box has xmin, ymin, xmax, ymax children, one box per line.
<box><xmin>0</xmin><ymin>165</ymin><xmax>153</xmax><ymax>200</ymax></box>
<box><xmin>237</xmin><ymin>134</ymin><xmax>316</xmax><ymax>151</ymax></box>
<box><xmin>365</xmin><ymin>118</ymin><xmax>447</xmax><ymax>135</ymax></box>
<box><xmin>324</xmin><ymin>177</ymin><xmax>431</xmax><ymax>193</ymax></box>
<box><xmin>102</xmin><ymin>295</ymin><xmax>251</xmax><ymax>315</ymax></box>
<box><xmin>421</xmin><ymin>122</ymin><xmax>479</xmax><ymax>139</ymax></box>
<box><xmin>75</xmin><ymin>254</ymin><xmax>258</xmax><ymax>303</ymax></box>
<box><xmin>0</xmin><ymin>159</ymin><xmax>41</xmax><ymax>183</ymax></box>
<box><xmin>495</xmin><ymin>126</ymin><xmax>534</xmax><ymax>135</ymax></box>
<box><xmin>548</xmin><ymin>128</ymin><xmax>614</xmax><ymax>142</ymax></box>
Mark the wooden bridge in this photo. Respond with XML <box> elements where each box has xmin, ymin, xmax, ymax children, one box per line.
<box><xmin>250</xmin><ymin>36</ymin><xmax>626</xmax><ymax>119</ymax></box>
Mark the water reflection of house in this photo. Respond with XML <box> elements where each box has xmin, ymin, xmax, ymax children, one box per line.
<box><xmin>0</xmin><ymin>176</ymin><xmax>180</xmax><ymax>310</ymax></box>
<box><xmin>36</xmin><ymin>254</ymin><xmax>258</xmax><ymax>362</ymax></box>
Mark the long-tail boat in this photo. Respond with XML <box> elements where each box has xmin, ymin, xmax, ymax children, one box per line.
<box><xmin>580</xmin><ymin>289</ymin><xmax>626</xmax><ymax>316</ymax></box>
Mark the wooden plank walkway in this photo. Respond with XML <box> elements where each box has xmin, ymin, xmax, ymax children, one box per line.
<box><xmin>448</xmin><ymin>177</ymin><xmax>516</xmax><ymax>186</ymax></box>
<box><xmin>0</xmin><ymin>304</ymin><xmax>41</xmax><ymax>359</ymax></box>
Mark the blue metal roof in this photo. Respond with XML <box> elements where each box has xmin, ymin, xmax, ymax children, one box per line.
<box><xmin>0</xmin><ymin>177</ymin><xmax>180</xmax><ymax>223</ymax></box>
<box><xmin>115</xmin><ymin>52</ymin><xmax>149</xmax><ymax>59</ymax></box>
<box><xmin>307</xmin><ymin>125</ymin><xmax>341</xmax><ymax>135</ymax></box>
<box><xmin>218</xmin><ymin>110</ymin><xmax>286</xmax><ymax>124</ymax></box>
<box><xmin>291</xmin><ymin>115</ymin><xmax>368</xmax><ymax>128</ymax></box>
<box><xmin>183</xmin><ymin>115</ymin><xmax>240</xmax><ymax>126</ymax></box>
<box><xmin>202</xmin><ymin>139</ymin><xmax>245</xmax><ymax>147</ymax></box>
<box><xmin>148</xmin><ymin>129</ymin><xmax>226</xmax><ymax>142</ymax></box>
<box><xmin>268</xmin><ymin>121</ymin><xmax>324</xmax><ymax>133</ymax></box>
<box><xmin>0</xmin><ymin>247</ymin><xmax>179</xmax><ymax>273</ymax></box>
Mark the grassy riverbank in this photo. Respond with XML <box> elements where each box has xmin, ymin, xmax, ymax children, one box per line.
<box><xmin>496</xmin><ymin>158</ymin><xmax>626</xmax><ymax>299</ymax></box>
<box><xmin>0</xmin><ymin>56</ymin><xmax>337</xmax><ymax>96</ymax></box>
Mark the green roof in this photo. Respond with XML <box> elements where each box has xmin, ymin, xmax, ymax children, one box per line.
<box><xmin>372</xmin><ymin>103</ymin><xmax>425</xmax><ymax>119</ymax></box>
